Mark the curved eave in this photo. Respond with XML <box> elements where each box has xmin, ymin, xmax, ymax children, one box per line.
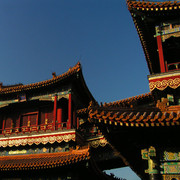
<box><xmin>132</xmin><ymin>16</ymin><xmax>157</xmax><ymax>74</ymax></box>
<box><xmin>75</xmin><ymin>69</ymin><xmax>96</xmax><ymax>106</ymax></box>
<box><xmin>77</xmin><ymin>93</ymin><xmax>154</xmax><ymax>117</ymax></box>
<box><xmin>103</xmin><ymin>92</ymin><xmax>153</xmax><ymax>108</ymax></box>
<box><xmin>127</xmin><ymin>1</ymin><xmax>180</xmax><ymax>11</ymax></box>
<box><xmin>89</xmin><ymin>105</ymin><xmax>180</xmax><ymax>127</ymax></box>
<box><xmin>126</xmin><ymin>0</ymin><xmax>180</xmax><ymax>74</ymax></box>
<box><xmin>0</xmin><ymin>62</ymin><xmax>81</xmax><ymax>95</ymax></box>
<box><xmin>0</xmin><ymin>148</ymin><xmax>90</xmax><ymax>171</ymax></box>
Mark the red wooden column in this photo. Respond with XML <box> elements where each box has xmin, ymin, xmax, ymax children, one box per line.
<box><xmin>156</xmin><ymin>35</ymin><xmax>165</xmax><ymax>73</ymax></box>
<box><xmin>77</xmin><ymin>117</ymin><xmax>79</xmax><ymax>129</ymax></box>
<box><xmin>73</xmin><ymin>111</ymin><xmax>76</xmax><ymax>128</ymax></box>
<box><xmin>53</xmin><ymin>95</ymin><xmax>57</xmax><ymax>130</ymax></box>
<box><xmin>15</xmin><ymin>116</ymin><xmax>21</xmax><ymax>133</ymax></box>
<box><xmin>45</xmin><ymin>113</ymin><xmax>48</xmax><ymax>130</ymax></box>
<box><xmin>57</xmin><ymin>108</ymin><xmax>62</xmax><ymax>129</ymax></box>
<box><xmin>68</xmin><ymin>93</ymin><xmax>72</xmax><ymax>129</ymax></box>
<box><xmin>2</xmin><ymin>119</ymin><xmax>5</xmax><ymax>134</ymax></box>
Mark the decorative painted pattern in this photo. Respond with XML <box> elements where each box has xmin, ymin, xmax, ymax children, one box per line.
<box><xmin>164</xmin><ymin>151</ymin><xmax>180</xmax><ymax>161</ymax></box>
<box><xmin>162</xmin><ymin>27</ymin><xmax>180</xmax><ymax>36</ymax></box>
<box><xmin>149</xmin><ymin>77</ymin><xmax>180</xmax><ymax>91</ymax></box>
<box><xmin>30</xmin><ymin>91</ymin><xmax>70</xmax><ymax>101</ymax></box>
<box><xmin>0</xmin><ymin>99</ymin><xmax>19</xmax><ymax>108</ymax></box>
<box><xmin>0</xmin><ymin>131</ymin><xmax>76</xmax><ymax>148</ymax></box>
<box><xmin>142</xmin><ymin>146</ymin><xmax>158</xmax><ymax>174</ymax></box>
<box><xmin>88</xmin><ymin>138</ymin><xmax>108</xmax><ymax>148</ymax></box>
<box><xmin>161</xmin><ymin>162</ymin><xmax>180</xmax><ymax>174</ymax></box>
<box><xmin>0</xmin><ymin>143</ymin><xmax>71</xmax><ymax>156</ymax></box>
<box><xmin>162</xmin><ymin>175</ymin><xmax>180</xmax><ymax>180</ymax></box>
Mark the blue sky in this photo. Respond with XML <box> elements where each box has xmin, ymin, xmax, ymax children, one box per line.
<box><xmin>0</xmin><ymin>0</ymin><xmax>149</xmax><ymax>179</ymax></box>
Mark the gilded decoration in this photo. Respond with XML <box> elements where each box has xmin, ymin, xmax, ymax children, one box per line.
<box><xmin>141</xmin><ymin>146</ymin><xmax>158</xmax><ymax>174</ymax></box>
<box><xmin>161</xmin><ymin>162</ymin><xmax>180</xmax><ymax>174</ymax></box>
<box><xmin>88</xmin><ymin>138</ymin><xmax>108</xmax><ymax>148</ymax></box>
<box><xmin>164</xmin><ymin>151</ymin><xmax>180</xmax><ymax>161</ymax></box>
<box><xmin>162</xmin><ymin>175</ymin><xmax>180</xmax><ymax>180</ymax></box>
<box><xmin>0</xmin><ymin>132</ymin><xmax>76</xmax><ymax>148</ymax></box>
<box><xmin>149</xmin><ymin>78</ymin><xmax>180</xmax><ymax>91</ymax></box>
<box><xmin>156</xmin><ymin>99</ymin><xmax>168</xmax><ymax>111</ymax></box>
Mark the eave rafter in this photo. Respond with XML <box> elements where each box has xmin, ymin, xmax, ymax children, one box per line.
<box><xmin>89</xmin><ymin>106</ymin><xmax>180</xmax><ymax>128</ymax></box>
<box><xmin>0</xmin><ymin>148</ymin><xmax>90</xmax><ymax>171</ymax></box>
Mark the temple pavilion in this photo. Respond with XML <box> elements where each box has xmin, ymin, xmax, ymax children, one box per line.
<box><xmin>0</xmin><ymin>0</ymin><xmax>180</xmax><ymax>180</ymax></box>
<box><xmin>79</xmin><ymin>0</ymin><xmax>180</xmax><ymax>180</ymax></box>
<box><xmin>0</xmin><ymin>63</ymin><xmax>119</xmax><ymax>180</ymax></box>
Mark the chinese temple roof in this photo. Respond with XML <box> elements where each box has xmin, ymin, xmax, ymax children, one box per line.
<box><xmin>126</xmin><ymin>0</ymin><xmax>180</xmax><ymax>74</ymax></box>
<box><xmin>127</xmin><ymin>0</ymin><xmax>180</xmax><ymax>11</ymax></box>
<box><xmin>89</xmin><ymin>105</ymin><xmax>180</xmax><ymax>127</ymax></box>
<box><xmin>0</xmin><ymin>62</ymin><xmax>81</xmax><ymax>94</ymax></box>
<box><xmin>103</xmin><ymin>92</ymin><xmax>153</xmax><ymax>108</ymax></box>
<box><xmin>0</xmin><ymin>148</ymin><xmax>90</xmax><ymax>171</ymax></box>
<box><xmin>0</xmin><ymin>62</ymin><xmax>95</xmax><ymax>108</ymax></box>
<box><xmin>77</xmin><ymin>92</ymin><xmax>180</xmax><ymax>128</ymax></box>
<box><xmin>77</xmin><ymin>92</ymin><xmax>154</xmax><ymax>116</ymax></box>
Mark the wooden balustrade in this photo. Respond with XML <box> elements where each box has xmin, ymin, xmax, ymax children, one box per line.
<box><xmin>0</xmin><ymin>122</ymin><xmax>68</xmax><ymax>136</ymax></box>
<box><xmin>165</xmin><ymin>62</ymin><xmax>180</xmax><ymax>72</ymax></box>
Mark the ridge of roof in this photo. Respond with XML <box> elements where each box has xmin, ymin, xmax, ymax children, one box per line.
<box><xmin>127</xmin><ymin>0</ymin><xmax>180</xmax><ymax>11</ymax></box>
<box><xmin>103</xmin><ymin>92</ymin><xmax>153</xmax><ymax>108</ymax></box>
<box><xmin>0</xmin><ymin>62</ymin><xmax>81</xmax><ymax>95</ymax></box>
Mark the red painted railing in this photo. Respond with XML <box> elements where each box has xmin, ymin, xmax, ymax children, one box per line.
<box><xmin>165</xmin><ymin>62</ymin><xmax>180</xmax><ymax>72</ymax></box>
<box><xmin>1</xmin><ymin>122</ymin><xmax>68</xmax><ymax>136</ymax></box>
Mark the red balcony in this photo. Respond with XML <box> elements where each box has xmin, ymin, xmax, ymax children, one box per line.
<box><xmin>148</xmin><ymin>70</ymin><xmax>180</xmax><ymax>91</ymax></box>
<box><xmin>1</xmin><ymin>121</ymin><xmax>68</xmax><ymax>136</ymax></box>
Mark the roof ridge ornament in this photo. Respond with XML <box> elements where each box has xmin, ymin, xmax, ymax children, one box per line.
<box><xmin>52</xmin><ymin>72</ymin><xmax>56</xmax><ymax>79</ymax></box>
<box><xmin>88</xmin><ymin>101</ymin><xmax>99</xmax><ymax>110</ymax></box>
<box><xmin>156</xmin><ymin>98</ymin><xmax>168</xmax><ymax>111</ymax></box>
<box><xmin>0</xmin><ymin>62</ymin><xmax>82</xmax><ymax>94</ymax></box>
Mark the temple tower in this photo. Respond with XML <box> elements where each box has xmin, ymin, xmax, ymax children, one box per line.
<box><xmin>127</xmin><ymin>0</ymin><xmax>180</xmax><ymax>179</ymax></box>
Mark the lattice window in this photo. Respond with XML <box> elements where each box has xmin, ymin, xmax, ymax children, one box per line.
<box><xmin>30</xmin><ymin>114</ymin><xmax>37</xmax><ymax>125</ymax></box>
<box><xmin>21</xmin><ymin>112</ymin><xmax>38</xmax><ymax>128</ymax></box>
<box><xmin>21</xmin><ymin>115</ymin><xmax>28</xmax><ymax>127</ymax></box>
<box><xmin>40</xmin><ymin>107</ymin><xmax>53</xmax><ymax>125</ymax></box>
<box><xmin>46</xmin><ymin>111</ymin><xmax>53</xmax><ymax>123</ymax></box>
<box><xmin>40</xmin><ymin>111</ymin><xmax>46</xmax><ymax>124</ymax></box>
<box><xmin>5</xmin><ymin>117</ymin><xmax>13</xmax><ymax>129</ymax></box>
